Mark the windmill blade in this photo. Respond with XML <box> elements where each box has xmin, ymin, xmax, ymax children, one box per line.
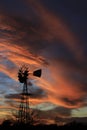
<box><xmin>33</xmin><ymin>69</ymin><xmax>42</xmax><ymax>77</ymax></box>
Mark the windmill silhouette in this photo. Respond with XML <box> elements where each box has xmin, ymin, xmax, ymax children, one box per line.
<box><xmin>17</xmin><ymin>65</ymin><xmax>42</xmax><ymax>124</ymax></box>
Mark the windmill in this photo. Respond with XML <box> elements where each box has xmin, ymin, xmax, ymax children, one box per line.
<box><xmin>17</xmin><ymin>65</ymin><xmax>42</xmax><ymax>124</ymax></box>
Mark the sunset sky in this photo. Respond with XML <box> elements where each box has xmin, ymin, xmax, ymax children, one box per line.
<box><xmin>0</xmin><ymin>0</ymin><xmax>87</xmax><ymax>125</ymax></box>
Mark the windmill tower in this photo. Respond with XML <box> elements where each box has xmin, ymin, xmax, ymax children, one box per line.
<box><xmin>17</xmin><ymin>65</ymin><xmax>42</xmax><ymax>124</ymax></box>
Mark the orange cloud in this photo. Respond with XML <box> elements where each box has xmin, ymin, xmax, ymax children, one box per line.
<box><xmin>25</xmin><ymin>0</ymin><xmax>84</xmax><ymax>60</ymax></box>
<box><xmin>0</xmin><ymin>42</ymin><xmax>45</xmax><ymax>80</ymax></box>
<box><xmin>0</xmin><ymin>40</ymin><xmax>86</xmax><ymax>109</ymax></box>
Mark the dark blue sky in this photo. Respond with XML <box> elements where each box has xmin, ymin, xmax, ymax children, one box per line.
<box><xmin>0</xmin><ymin>0</ymin><xmax>87</xmax><ymax>52</ymax></box>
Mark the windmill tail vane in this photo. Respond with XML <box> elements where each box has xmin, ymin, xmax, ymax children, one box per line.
<box><xmin>33</xmin><ymin>69</ymin><xmax>42</xmax><ymax>77</ymax></box>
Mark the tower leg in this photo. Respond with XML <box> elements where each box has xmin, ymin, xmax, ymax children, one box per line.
<box><xmin>18</xmin><ymin>82</ymin><xmax>30</xmax><ymax>124</ymax></box>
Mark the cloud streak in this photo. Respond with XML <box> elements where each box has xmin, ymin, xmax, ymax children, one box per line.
<box><xmin>25</xmin><ymin>0</ymin><xmax>85</xmax><ymax>60</ymax></box>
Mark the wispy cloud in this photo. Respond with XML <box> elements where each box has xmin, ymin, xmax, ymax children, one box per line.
<box><xmin>24</xmin><ymin>0</ymin><xmax>85</xmax><ymax>60</ymax></box>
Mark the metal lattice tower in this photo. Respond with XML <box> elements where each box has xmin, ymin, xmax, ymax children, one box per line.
<box><xmin>17</xmin><ymin>65</ymin><xmax>42</xmax><ymax>124</ymax></box>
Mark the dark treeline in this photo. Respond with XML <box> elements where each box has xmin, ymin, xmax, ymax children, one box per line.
<box><xmin>0</xmin><ymin>120</ymin><xmax>87</xmax><ymax>130</ymax></box>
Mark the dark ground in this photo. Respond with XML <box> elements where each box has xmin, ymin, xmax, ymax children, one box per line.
<box><xmin>0</xmin><ymin>120</ymin><xmax>87</xmax><ymax>130</ymax></box>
